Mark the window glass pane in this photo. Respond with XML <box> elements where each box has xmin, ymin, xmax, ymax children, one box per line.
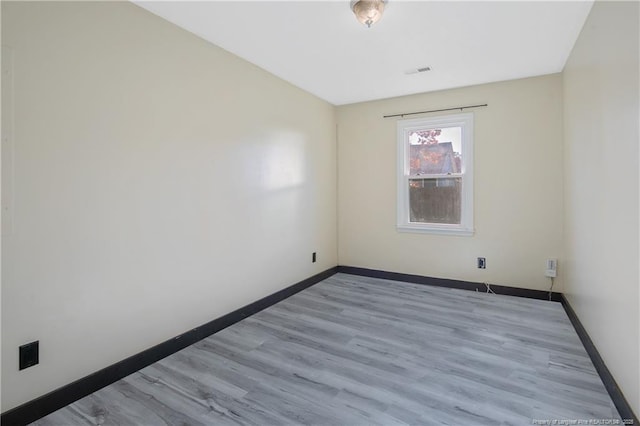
<box><xmin>409</xmin><ymin>177</ymin><xmax>461</xmax><ymax>224</ymax></box>
<box><xmin>408</xmin><ymin>127</ymin><xmax>462</xmax><ymax>175</ymax></box>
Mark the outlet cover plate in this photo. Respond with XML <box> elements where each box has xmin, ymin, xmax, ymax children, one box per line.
<box><xmin>19</xmin><ymin>341</ymin><xmax>39</xmax><ymax>370</ymax></box>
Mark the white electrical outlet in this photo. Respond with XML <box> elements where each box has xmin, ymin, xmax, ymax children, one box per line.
<box><xmin>545</xmin><ymin>258</ymin><xmax>557</xmax><ymax>278</ymax></box>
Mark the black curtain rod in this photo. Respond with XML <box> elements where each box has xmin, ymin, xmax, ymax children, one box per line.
<box><xmin>383</xmin><ymin>103</ymin><xmax>488</xmax><ymax>119</ymax></box>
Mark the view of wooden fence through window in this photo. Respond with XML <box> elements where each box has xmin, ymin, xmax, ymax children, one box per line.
<box><xmin>408</xmin><ymin>127</ymin><xmax>462</xmax><ymax>224</ymax></box>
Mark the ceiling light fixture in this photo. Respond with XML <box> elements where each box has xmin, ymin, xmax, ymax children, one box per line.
<box><xmin>350</xmin><ymin>0</ymin><xmax>387</xmax><ymax>28</ymax></box>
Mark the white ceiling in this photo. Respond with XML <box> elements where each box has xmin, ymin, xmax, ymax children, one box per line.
<box><xmin>133</xmin><ymin>1</ymin><xmax>593</xmax><ymax>106</ymax></box>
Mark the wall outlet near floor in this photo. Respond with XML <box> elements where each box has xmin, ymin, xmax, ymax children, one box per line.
<box><xmin>312</xmin><ymin>252</ymin><xmax>316</xmax><ymax>263</ymax></box>
<box><xmin>19</xmin><ymin>340</ymin><xmax>39</xmax><ymax>370</ymax></box>
<box><xmin>477</xmin><ymin>257</ymin><xmax>486</xmax><ymax>269</ymax></box>
<box><xmin>545</xmin><ymin>258</ymin><xmax>557</xmax><ymax>277</ymax></box>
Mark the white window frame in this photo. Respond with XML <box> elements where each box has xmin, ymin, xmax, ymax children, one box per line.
<box><xmin>396</xmin><ymin>112</ymin><xmax>474</xmax><ymax>236</ymax></box>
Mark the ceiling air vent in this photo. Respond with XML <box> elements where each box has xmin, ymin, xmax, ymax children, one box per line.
<box><xmin>405</xmin><ymin>66</ymin><xmax>431</xmax><ymax>75</ymax></box>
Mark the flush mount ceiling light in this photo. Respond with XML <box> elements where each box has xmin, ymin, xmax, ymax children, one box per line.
<box><xmin>350</xmin><ymin>0</ymin><xmax>387</xmax><ymax>28</ymax></box>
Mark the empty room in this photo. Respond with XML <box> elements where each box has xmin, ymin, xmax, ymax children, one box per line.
<box><xmin>1</xmin><ymin>0</ymin><xmax>638</xmax><ymax>425</ymax></box>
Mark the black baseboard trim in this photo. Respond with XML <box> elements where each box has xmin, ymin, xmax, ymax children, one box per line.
<box><xmin>337</xmin><ymin>265</ymin><xmax>563</xmax><ymax>302</ymax></box>
<box><xmin>1</xmin><ymin>267</ymin><xmax>338</xmax><ymax>426</ymax></box>
<box><xmin>560</xmin><ymin>295</ymin><xmax>638</xmax><ymax>423</ymax></box>
<box><xmin>6</xmin><ymin>266</ymin><xmax>635</xmax><ymax>425</ymax></box>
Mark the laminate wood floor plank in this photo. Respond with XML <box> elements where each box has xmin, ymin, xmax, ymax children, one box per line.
<box><xmin>32</xmin><ymin>273</ymin><xmax>620</xmax><ymax>425</ymax></box>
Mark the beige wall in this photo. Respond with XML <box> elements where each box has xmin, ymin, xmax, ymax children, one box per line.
<box><xmin>1</xmin><ymin>1</ymin><xmax>337</xmax><ymax>411</ymax></box>
<box><xmin>337</xmin><ymin>74</ymin><xmax>564</xmax><ymax>292</ymax></box>
<box><xmin>563</xmin><ymin>0</ymin><xmax>639</xmax><ymax>416</ymax></box>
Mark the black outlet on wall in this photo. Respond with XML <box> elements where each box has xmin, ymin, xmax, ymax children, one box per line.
<box><xmin>19</xmin><ymin>341</ymin><xmax>39</xmax><ymax>370</ymax></box>
<box><xmin>477</xmin><ymin>257</ymin><xmax>486</xmax><ymax>269</ymax></box>
<box><xmin>312</xmin><ymin>252</ymin><xmax>316</xmax><ymax>263</ymax></box>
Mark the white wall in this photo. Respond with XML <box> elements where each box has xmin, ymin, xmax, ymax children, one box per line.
<box><xmin>1</xmin><ymin>1</ymin><xmax>337</xmax><ymax>411</ymax></box>
<box><xmin>337</xmin><ymin>74</ymin><xmax>564</xmax><ymax>291</ymax></box>
<box><xmin>563</xmin><ymin>0</ymin><xmax>639</xmax><ymax>416</ymax></box>
<box><xmin>0</xmin><ymin>1</ymin><xmax>5</xmax><ymax>412</ymax></box>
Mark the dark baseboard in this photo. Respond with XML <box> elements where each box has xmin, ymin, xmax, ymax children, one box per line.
<box><xmin>5</xmin><ymin>265</ymin><xmax>636</xmax><ymax>425</ymax></box>
<box><xmin>0</xmin><ymin>267</ymin><xmax>338</xmax><ymax>426</ymax></box>
<box><xmin>337</xmin><ymin>265</ymin><xmax>563</xmax><ymax>302</ymax></box>
<box><xmin>561</xmin><ymin>295</ymin><xmax>638</xmax><ymax>424</ymax></box>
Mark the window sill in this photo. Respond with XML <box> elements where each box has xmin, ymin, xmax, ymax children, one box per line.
<box><xmin>396</xmin><ymin>224</ymin><xmax>474</xmax><ymax>236</ymax></box>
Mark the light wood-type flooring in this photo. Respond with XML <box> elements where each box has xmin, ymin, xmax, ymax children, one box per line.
<box><xmin>33</xmin><ymin>273</ymin><xmax>620</xmax><ymax>425</ymax></box>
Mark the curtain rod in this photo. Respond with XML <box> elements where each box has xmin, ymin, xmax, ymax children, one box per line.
<box><xmin>383</xmin><ymin>103</ymin><xmax>488</xmax><ymax>119</ymax></box>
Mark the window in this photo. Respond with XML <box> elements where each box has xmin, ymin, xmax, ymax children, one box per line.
<box><xmin>397</xmin><ymin>113</ymin><xmax>473</xmax><ymax>235</ymax></box>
